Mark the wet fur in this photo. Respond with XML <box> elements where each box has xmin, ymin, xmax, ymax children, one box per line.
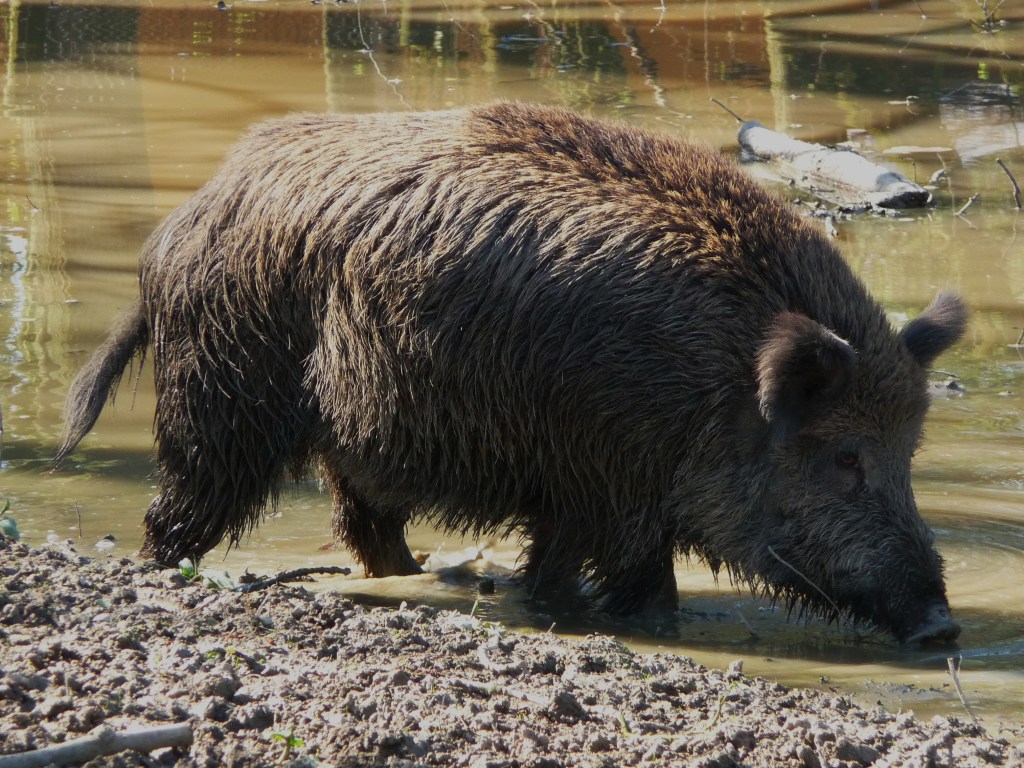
<box><xmin>58</xmin><ymin>103</ymin><xmax>964</xmax><ymax>638</ymax></box>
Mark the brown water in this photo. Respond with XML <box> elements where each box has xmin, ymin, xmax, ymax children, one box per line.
<box><xmin>2</xmin><ymin>0</ymin><xmax>1023</xmax><ymax>728</ymax></box>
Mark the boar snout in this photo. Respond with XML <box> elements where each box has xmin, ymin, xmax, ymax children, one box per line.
<box><xmin>900</xmin><ymin>601</ymin><xmax>961</xmax><ymax>647</ymax></box>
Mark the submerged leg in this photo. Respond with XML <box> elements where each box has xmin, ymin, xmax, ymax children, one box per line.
<box><xmin>518</xmin><ymin>517</ymin><xmax>586</xmax><ymax>604</ymax></box>
<box><xmin>523</xmin><ymin>509</ymin><xmax>678</xmax><ymax>614</ymax></box>
<box><xmin>596</xmin><ymin>550</ymin><xmax>679</xmax><ymax>615</ymax></box>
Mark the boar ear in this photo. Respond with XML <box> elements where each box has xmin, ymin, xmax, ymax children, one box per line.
<box><xmin>899</xmin><ymin>293</ymin><xmax>967</xmax><ymax>369</ymax></box>
<box><xmin>757</xmin><ymin>312</ymin><xmax>857</xmax><ymax>441</ymax></box>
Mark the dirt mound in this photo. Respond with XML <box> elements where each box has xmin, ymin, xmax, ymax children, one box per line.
<box><xmin>0</xmin><ymin>537</ymin><xmax>1017</xmax><ymax>767</ymax></box>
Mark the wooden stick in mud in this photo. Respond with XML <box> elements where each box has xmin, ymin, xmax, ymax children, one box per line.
<box><xmin>956</xmin><ymin>193</ymin><xmax>980</xmax><ymax>217</ymax></box>
<box><xmin>234</xmin><ymin>565</ymin><xmax>352</xmax><ymax>593</ymax></box>
<box><xmin>946</xmin><ymin>656</ymin><xmax>980</xmax><ymax>725</ymax></box>
<box><xmin>0</xmin><ymin>723</ymin><xmax>193</xmax><ymax>768</ymax></box>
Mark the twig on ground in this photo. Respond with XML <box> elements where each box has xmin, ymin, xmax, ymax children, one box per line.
<box><xmin>234</xmin><ymin>566</ymin><xmax>351</xmax><ymax>593</ymax></box>
<box><xmin>452</xmin><ymin>677</ymin><xmax>497</xmax><ymax>697</ymax></box>
<box><xmin>451</xmin><ymin>678</ymin><xmax>550</xmax><ymax>707</ymax></box>
<box><xmin>946</xmin><ymin>656</ymin><xmax>981</xmax><ymax>725</ymax></box>
<box><xmin>996</xmin><ymin>159</ymin><xmax>1022</xmax><ymax>210</ymax></box>
<box><xmin>506</xmin><ymin>687</ymin><xmax>550</xmax><ymax>707</ymax></box>
<box><xmin>956</xmin><ymin>193</ymin><xmax>980</xmax><ymax>217</ymax></box>
<box><xmin>0</xmin><ymin>723</ymin><xmax>193</xmax><ymax>768</ymax></box>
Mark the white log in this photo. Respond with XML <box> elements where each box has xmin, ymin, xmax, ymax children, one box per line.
<box><xmin>738</xmin><ymin>121</ymin><xmax>930</xmax><ymax>209</ymax></box>
<box><xmin>0</xmin><ymin>723</ymin><xmax>193</xmax><ymax>768</ymax></box>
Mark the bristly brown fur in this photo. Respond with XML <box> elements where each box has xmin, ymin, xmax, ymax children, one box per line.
<box><xmin>58</xmin><ymin>102</ymin><xmax>965</xmax><ymax>642</ymax></box>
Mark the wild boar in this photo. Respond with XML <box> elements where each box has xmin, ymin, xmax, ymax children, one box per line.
<box><xmin>58</xmin><ymin>102</ymin><xmax>965</xmax><ymax>644</ymax></box>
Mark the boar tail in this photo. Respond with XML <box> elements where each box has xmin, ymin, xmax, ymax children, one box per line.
<box><xmin>54</xmin><ymin>299</ymin><xmax>149</xmax><ymax>466</ymax></box>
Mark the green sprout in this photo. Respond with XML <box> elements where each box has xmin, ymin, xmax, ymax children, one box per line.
<box><xmin>269</xmin><ymin>729</ymin><xmax>304</xmax><ymax>760</ymax></box>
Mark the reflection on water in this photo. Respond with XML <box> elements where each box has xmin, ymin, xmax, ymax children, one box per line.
<box><xmin>2</xmin><ymin>0</ymin><xmax>1023</xmax><ymax>728</ymax></box>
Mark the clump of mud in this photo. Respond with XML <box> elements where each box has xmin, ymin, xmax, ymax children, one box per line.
<box><xmin>0</xmin><ymin>537</ymin><xmax>1018</xmax><ymax>767</ymax></box>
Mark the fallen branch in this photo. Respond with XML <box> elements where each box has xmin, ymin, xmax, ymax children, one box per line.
<box><xmin>736</xmin><ymin>121</ymin><xmax>930</xmax><ymax>209</ymax></box>
<box><xmin>234</xmin><ymin>565</ymin><xmax>351</xmax><ymax>593</ymax></box>
<box><xmin>996</xmin><ymin>159</ymin><xmax>1022</xmax><ymax>210</ymax></box>
<box><xmin>0</xmin><ymin>723</ymin><xmax>193</xmax><ymax>768</ymax></box>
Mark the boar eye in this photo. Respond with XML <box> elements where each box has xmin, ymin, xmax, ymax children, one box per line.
<box><xmin>836</xmin><ymin>451</ymin><xmax>861</xmax><ymax>471</ymax></box>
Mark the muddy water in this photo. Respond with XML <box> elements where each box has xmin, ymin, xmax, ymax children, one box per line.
<box><xmin>2</xmin><ymin>0</ymin><xmax>1023</xmax><ymax>727</ymax></box>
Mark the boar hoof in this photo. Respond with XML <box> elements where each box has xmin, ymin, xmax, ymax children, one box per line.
<box><xmin>903</xmin><ymin>603</ymin><xmax>961</xmax><ymax>646</ymax></box>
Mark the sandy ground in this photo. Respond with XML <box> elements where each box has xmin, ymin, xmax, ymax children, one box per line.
<box><xmin>1</xmin><ymin>536</ymin><xmax>1020</xmax><ymax>767</ymax></box>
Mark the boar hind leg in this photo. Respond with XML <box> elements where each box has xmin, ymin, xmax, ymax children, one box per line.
<box><xmin>519</xmin><ymin>520</ymin><xmax>586</xmax><ymax>603</ymax></box>
<box><xmin>141</xmin><ymin>419</ymin><xmax>297</xmax><ymax>568</ymax></box>
<box><xmin>141</xmin><ymin>356</ymin><xmax>310</xmax><ymax>567</ymax></box>
<box><xmin>324</xmin><ymin>471</ymin><xmax>422</xmax><ymax>578</ymax></box>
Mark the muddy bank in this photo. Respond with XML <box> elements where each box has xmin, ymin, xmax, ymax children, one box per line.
<box><xmin>0</xmin><ymin>537</ymin><xmax>1019</xmax><ymax>767</ymax></box>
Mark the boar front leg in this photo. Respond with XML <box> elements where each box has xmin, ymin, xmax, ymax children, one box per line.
<box><xmin>323</xmin><ymin>467</ymin><xmax>422</xmax><ymax>577</ymax></box>
<box><xmin>595</xmin><ymin>548</ymin><xmax>679</xmax><ymax>616</ymax></box>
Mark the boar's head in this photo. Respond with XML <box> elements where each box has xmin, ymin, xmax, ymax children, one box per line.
<box><xmin>746</xmin><ymin>293</ymin><xmax>966</xmax><ymax>645</ymax></box>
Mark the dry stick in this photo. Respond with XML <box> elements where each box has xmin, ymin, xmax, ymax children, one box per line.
<box><xmin>956</xmin><ymin>193</ymin><xmax>980</xmax><ymax>217</ymax></box>
<box><xmin>0</xmin><ymin>723</ymin><xmax>193</xmax><ymax>768</ymax></box>
<box><xmin>709</xmin><ymin>98</ymin><xmax>745</xmax><ymax>124</ymax></box>
<box><xmin>452</xmin><ymin>678</ymin><xmax>497</xmax><ymax>697</ymax></box>
<box><xmin>1014</xmin><ymin>328</ymin><xmax>1024</xmax><ymax>348</ymax></box>
<box><xmin>451</xmin><ymin>678</ymin><xmax>549</xmax><ymax>707</ymax></box>
<box><xmin>946</xmin><ymin>656</ymin><xmax>981</xmax><ymax>725</ymax></box>
<box><xmin>971</xmin><ymin>0</ymin><xmax>1003</xmax><ymax>30</ymax></box>
<box><xmin>996</xmin><ymin>159</ymin><xmax>1022</xmax><ymax>210</ymax></box>
<box><xmin>766</xmin><ymin>546</ymin><xmax>862</xmax><ymax>638</ymax></box>
<box><xmin>234</xmin><ymin>565</ymin><xmax>351</xmax><ymax>593</ymax></box>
